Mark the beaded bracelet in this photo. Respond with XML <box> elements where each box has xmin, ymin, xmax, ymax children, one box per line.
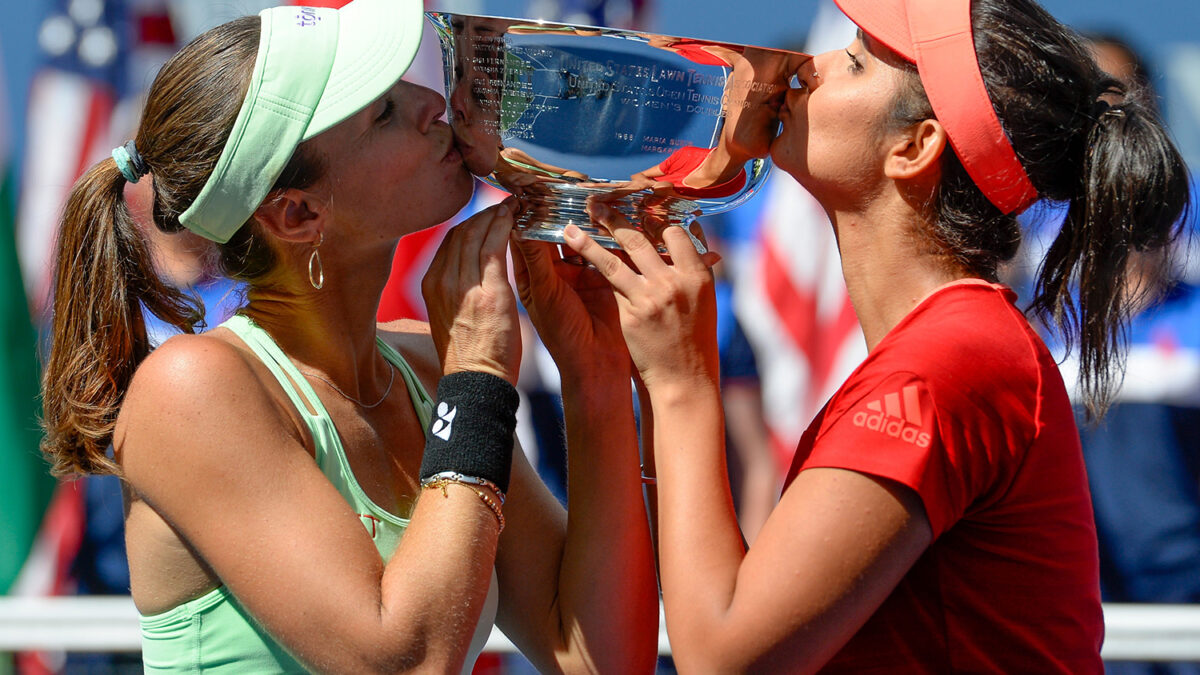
<box><xmin>421</xmin><ymin>471</ymin><xmax>506</xmax><ymax>504</ymax></box>
<box><xmin>423</xmin><ymin>477</ymin><xmax>506</xmax><ymax>533</ymax></box>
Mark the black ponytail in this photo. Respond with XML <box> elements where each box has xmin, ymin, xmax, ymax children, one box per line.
<box><xmin>1028</xmin><ymin>77</ymin><xmax>1190</xmax><ymax>418</ymax></box>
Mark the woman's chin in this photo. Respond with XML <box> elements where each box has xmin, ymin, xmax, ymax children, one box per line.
<box><xmin>767</xmin><ymin>141</ymin><xmax>794</xmax><ymax>175</ymax></box>
<box><xmin>464</xmin><ymin>149</ymin><xmax>500</xmax><ymax>178</ymax></box>
<box><xmin>455</xmin><ymin>172</ymin><xmax>478</xmax><ymax>207</ymax></box>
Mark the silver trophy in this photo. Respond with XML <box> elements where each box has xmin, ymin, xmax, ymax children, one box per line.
<box><xmin>427</xmin><ymin>12</ymin><xmax>810</xmax><ymax>250</ymax></box>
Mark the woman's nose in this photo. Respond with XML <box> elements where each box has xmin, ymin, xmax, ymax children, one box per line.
<box><xmin>419</xmin><ymin>86</ymin><xmax>450</xmax><ymax>131</ymax></box>
<box><xmin>448</xmin><ymin>85</ymin><xmax>471</xmax><ymax>125</ymax></box>
<box><xmin>798</xmin><ymin>54</ymin><xmax>823</xmax><ymax>90</ymax></box>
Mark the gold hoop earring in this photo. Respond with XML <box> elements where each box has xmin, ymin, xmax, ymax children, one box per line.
<box><xmin>308</xmin><ymin>231</ymin><xmax>325</xmax><ymax>290</ymax></box>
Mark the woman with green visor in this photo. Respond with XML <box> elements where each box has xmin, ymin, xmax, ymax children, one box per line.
<box><xmin>38</xmin><ymin>0</ymin><xmax>657</xmax><ymax>672</ymax></box>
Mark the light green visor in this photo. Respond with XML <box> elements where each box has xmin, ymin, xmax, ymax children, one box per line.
<box><xmin>179</xmin><ymin>0</ymin><xmax>424</xmax><ymax>243</ymax></box>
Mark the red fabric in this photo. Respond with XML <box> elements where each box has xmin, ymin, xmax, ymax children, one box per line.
<box><xmin>784</xmin><ymin>280</ymin><xmax>1103</xmax><ymax>673</ymax></box>
<box><xmin>666</xmin><ymin>41</ymin><xmax>732</xmax><ymax>67</ymax></box>
<box><xmin>377</xmin><ymin>184</ymin><xmax>508</xmax><ymax>322</ymax></box>
<box><xmin>470</xmin><ymin>652</ymin><xmax>503</xmax><ymax>674</ymax></box>
<box><xmin>655</xmin><ymin>146</ymin><xmax>746</xmax><ymax>199</ymax></box>
<box><xmin>377</xmin><ymin>223</ymin><xmax>451</xmax><ymax>322</ymax></box>
<box><xmin>136</xmin><ymin>13</ymin><xmax>176</xmax><ymax>45</ymax></box>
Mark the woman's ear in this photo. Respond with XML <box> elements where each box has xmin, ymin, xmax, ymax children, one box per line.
<box><xmin>884</xmin><ymin>118</ymin><xmax>947</xmax><ymax>181</ymax></box>
<box><xmin>252</xmin><ymin>188</ymin><xmax>327</xmax><ymax>244</ymax></box>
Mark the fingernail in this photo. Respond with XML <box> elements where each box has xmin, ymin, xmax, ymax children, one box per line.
<box><xmin>497</xmin><ymin>204</ymin><xmax>509</xmax><ymax>216</ymax></box>
<box><xmin>563</xmin><ymin>224</ymin><xmax>582</xmax><ymax>240</ymax></box>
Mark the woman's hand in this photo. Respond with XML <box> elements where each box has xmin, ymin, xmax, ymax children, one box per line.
<box><xmin>500</xmin><ymin>212</ymin><xmax>662</xmax><ymax>675</ymax></box>
<box><xmin>422</xmin><ymin>202</ymin><xmax>522</xmax><ymax>383</ymax></box>
<box><xmin>510</xmin><ymin>235</ymin><xmax>629</xmax><ymax>378</ymax></box>
<box><xmin>561</xmin><ymin>202</ymin><xmax>722</xmax><ymax>392</ymax></box>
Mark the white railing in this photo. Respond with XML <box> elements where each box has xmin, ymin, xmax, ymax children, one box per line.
<box><xmin>1</xmin><ymin>597</ymin><xmax>1198</xmax><ymax>661</ymax></box>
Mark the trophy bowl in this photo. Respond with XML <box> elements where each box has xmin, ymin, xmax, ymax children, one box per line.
<box><xmin>426</xmin><ymin>12</ymin><xmax>811</xmax><ymax>251</ymax></box>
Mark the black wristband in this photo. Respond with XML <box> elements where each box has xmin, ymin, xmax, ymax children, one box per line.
<box><xmin>420</xmin><ymin>371</ymin><xmax>519</xmax><ymax>493</ymax></box>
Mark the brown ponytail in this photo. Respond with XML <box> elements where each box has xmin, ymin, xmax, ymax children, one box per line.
<box><xmin>40</xmin><ymin>161</ymin><xmax>201</xmax><ymax>476</ymax></box>
<box><xmin>41</xmin><ymin>14</ymin><xmax>331</xmax><ymax>476</ymax></box>
<box><xmin>41</xmin><ymin>17</ymin><xmax>261</xmax><ymax>476</ymax></box>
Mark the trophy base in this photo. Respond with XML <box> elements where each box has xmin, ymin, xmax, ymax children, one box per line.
<box><xmin>509</xmin><ymin>183</ymin><xmax>706</xmax><ymax>254</ymax></box>
<box><xmin>515</xmin><ymin>220</ymin><xmax>624</xmax><ymax>250</ymax></box>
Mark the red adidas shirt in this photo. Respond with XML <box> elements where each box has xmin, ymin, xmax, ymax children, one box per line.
<box><xmin>784</xmin><ymin>280</ymin><xmax>1103</xmax><ymax>673</ymax></box>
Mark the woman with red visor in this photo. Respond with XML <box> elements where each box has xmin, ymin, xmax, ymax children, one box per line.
<box><xmin>516</xmin><ymin>0</ymin><xmax>1191</xmax><ymax>670</ymax></box>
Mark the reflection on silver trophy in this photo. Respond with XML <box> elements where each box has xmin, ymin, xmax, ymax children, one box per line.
<box><xmin>427</xmin><ymin>12</ymin><xmax>810</xmax><ymax>251</ymax></box>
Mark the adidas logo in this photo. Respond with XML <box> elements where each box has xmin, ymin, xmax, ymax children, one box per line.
<box><xmin>851</xmin><ymin>385</ymin><xmax>932</xmax><ymax>448</ymax></box>
<box><xmin>431</xmin><ymin>402</ymin><xmax>457</xmax><ymax>441</ymax></box>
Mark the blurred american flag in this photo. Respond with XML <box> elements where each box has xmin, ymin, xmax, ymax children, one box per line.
<box><xmin>722</xmin><ymin>2</ymin><xmax>864</xmax><ymax>471</ymax></box>
<box><xmin>12</xmin><ymin>8</ymin><xmax>176</xmax><ymax>673</ymax></box>
<box><xmin>19</xmin><ymin>0</ymin><xmax>130</xmax><ymax>314</ymax></box>
<box><xmin>727</xmin><ymin>173</ymin><xmax>864</xmax><ymax>469</ymax></box>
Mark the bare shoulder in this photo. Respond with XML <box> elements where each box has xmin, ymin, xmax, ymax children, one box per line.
<box><xmin>115</xmin><ymin>329</ymin><xmax>303</xmax><ymax>484</ymax></box>
<box><xmin>377</xmin><ymin>319</ymin><xmax>442</xmax><ymax>393</ymax></box>
<box><xmin>120</xmin><ymin>330</ymin><xmax>264</xmax><ymax>421</ymax></box>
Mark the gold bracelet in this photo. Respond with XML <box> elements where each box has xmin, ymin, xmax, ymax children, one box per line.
<box><xmin>468</xmin><ymin>485</ymin><xmax>506</xmax><ymax>533</ymax></box>
<box><xmin>423</xmin><ymin>478</ymin><xmax>506</xmax><ymax>533</ymax></box>
<box><xmin>421</xmin><ymin>471</ymin><xmax>506</xmax><ymax>504</ymax></box>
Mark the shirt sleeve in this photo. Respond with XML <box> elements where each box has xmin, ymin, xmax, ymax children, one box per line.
<box><xmin>802</xmin><ymin>371</ymin><xmax>976</xmax><ymax>538</ymax></box>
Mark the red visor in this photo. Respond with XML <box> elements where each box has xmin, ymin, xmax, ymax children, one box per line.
<box><xmin>833</xmin><ymin>0</ymin><xmax>1038</xmax><ymax>214</ymax></box>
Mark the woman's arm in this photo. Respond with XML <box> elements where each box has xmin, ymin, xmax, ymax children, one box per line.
<box><xmin>634</xmin><ymin>375</ymin><xmax>660</xmax><ymax>565</ymax></box>
<box><xmin>484</xmin><ymin>236</ymin><xmax>659</xmax><ymax>673</ymax></box>
<box><xmin>564</xmin><ymin>208</ymin><xmax>933</xmax><ymax>672</ymax></box>
<box><xmin>651</xmin><ymin>390</ymin><xmax>930</xmax><ymax>671</ymax></box>
<box><xmin>118</xmin><ymin>336</ymin><xmax>502</xmax><ymax>674</ymax></box>
<box><xmin>498</xmin><ymin>363</ymin><xmax>658</xmax><ymax>674</ymax></box>
<box><xmin>389</xmin><ymin>324</ymin><xmax>654</xmax><ymax>674</ymax></box>
<box><xmin>629</xmin><ymin>161</ymin><xmax>667</xmax><ymax>185</ymax></box>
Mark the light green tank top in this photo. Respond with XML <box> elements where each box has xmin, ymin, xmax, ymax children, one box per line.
<box><xmin>139</xmin><ymin>314</ymin><xmax>499</xmax><ymax>673</ymax></box>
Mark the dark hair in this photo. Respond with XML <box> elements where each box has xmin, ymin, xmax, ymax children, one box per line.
<box><xmin>890</xmin><ymin>0</ymin><xmax>1191</xmax><ymax>418</ymax></box>
<box><xmin>41</xmin><ymin>16</ymin><xmax>326</xmax><ymax>476</ymax></box>
<box><xmin>1082</xmin><ymin>32</ymin><xmax>1156</xmax><ymax>108</ymax></box>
